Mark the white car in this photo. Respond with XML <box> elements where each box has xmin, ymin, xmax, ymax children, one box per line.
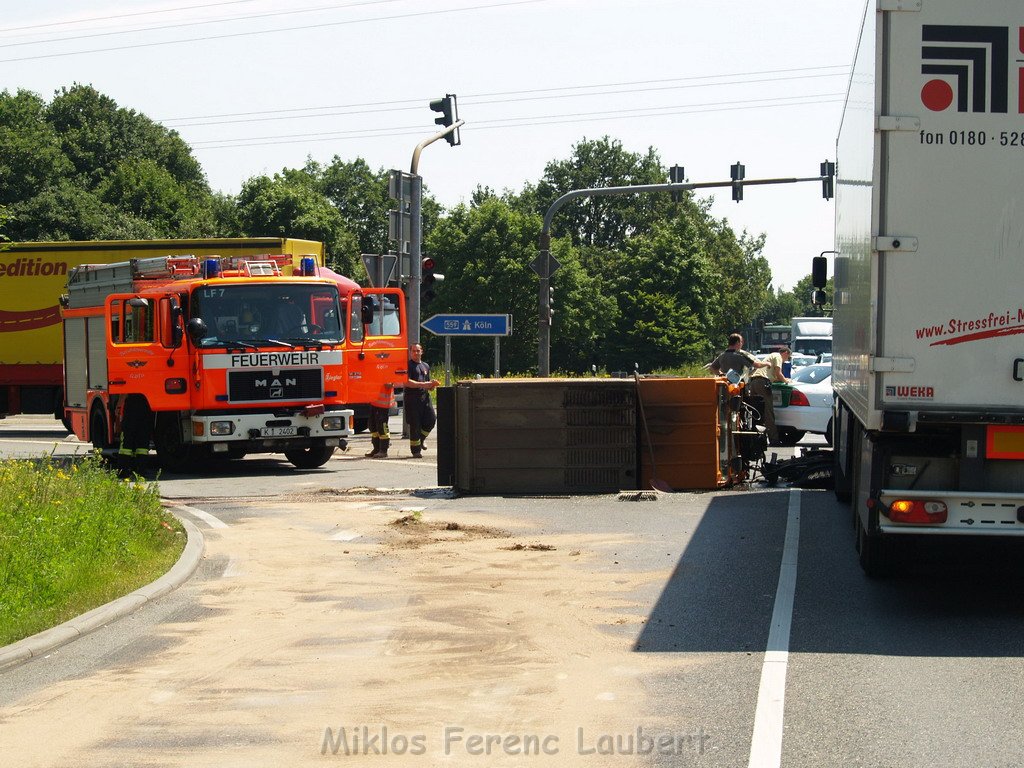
<box><xmin>774</xmin><ymin>363</ymin><xmax>833</xmax><ymax>446</ymax></box>
<box><xmin>789</xmin><ymin>353</ymin><xmax>816</xmax><ymax>370</ymax></box>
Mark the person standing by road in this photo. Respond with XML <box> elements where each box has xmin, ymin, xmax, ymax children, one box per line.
<box><xmin>745</xmin><ymin>345</ymin><xmax>791</xmax><ymax>444</ymax></box>
<box><xmin>364</xmin><ymin>382</ymin><xmax>395</xmax><ymax>458</ymax></box>
<box><xmin>406</xmin><ymin>343</ymin><xmax>440</xmax><ymax>458</ymax></box>
<box><xmin>116</xmin><ymin>394</ymin><xmax>154</xmax><ymax>477</ymax></box>
<box><xmin>708</xmin><ymin>333</ymin><xmax>766</xmax><ymax>380</ymax></box>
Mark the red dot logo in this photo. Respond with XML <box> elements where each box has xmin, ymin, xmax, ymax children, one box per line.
<box><xmin>921</xmin><ymin>79</ymin><xmax>954</xmax><ymax>111</ymax></box>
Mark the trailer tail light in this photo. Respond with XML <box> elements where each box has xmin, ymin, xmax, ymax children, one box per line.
<box><xmin>986</xmin><ymin>425</ymin><xmax>1024</xmax><ymax>459</ymax></box>
<box><xmin>788</xmin><ymin>388</ymin><xmax>810</xmax><ymax>406</ymax></box>
<box><xmin>887</xmin><ymin>499</ymin><xmax>948</xmax><ymax>524</ymax></box>
<box><xmin>165</xmin><ymin>378</ymin><xmax>187</xmax><ymax>394</ymax></box>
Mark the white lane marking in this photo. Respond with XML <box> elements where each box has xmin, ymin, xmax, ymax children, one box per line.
<box><xmin>747</xmin><ymin>489</ymin><xmax>801</xmax><ymax>768</ymax></box>
<box><xmin>0</xmin><ymin>438</ymin><xmax>87</xmax><ymax>446</ymax></box>
<box><xmin>175</xmin><ymin>504</ymin><xmax>228</xmax><ymax>529</ymax></box>
<box><xmin>222</xmin><ymin>556</ymin><xmax>243</xmax><ymax>577</ymax></box>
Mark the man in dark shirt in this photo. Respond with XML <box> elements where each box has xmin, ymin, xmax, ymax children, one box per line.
<box><xmin>709</xmin><ymin>333</ymin><xmax>766</xmax><ymax>380</ymax></box>
<box><xmin>405</xmin><ymin>343</ymin><xmax>440</xmax><ymax>458</ymax></box>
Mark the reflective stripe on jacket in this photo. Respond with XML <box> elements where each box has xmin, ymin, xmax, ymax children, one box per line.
<box><xmin>371</xmin><ymin>383</ymin><xmax>395</xmax><ymax>409</ymax></box>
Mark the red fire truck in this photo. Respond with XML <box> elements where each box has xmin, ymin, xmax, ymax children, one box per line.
<box><xmin>60</xmin><ymin>249</ymin><xmax>406</xmax><ymax>471</ymax></box>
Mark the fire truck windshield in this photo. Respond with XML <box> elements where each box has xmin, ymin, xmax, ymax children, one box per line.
<box><xmin>191</xmin><ymin>283</ymin><xmax>343</xmax><ymax>347</ymax></box>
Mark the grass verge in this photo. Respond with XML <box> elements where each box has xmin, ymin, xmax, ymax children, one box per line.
<box><xmin>0</xmin><ymin>454</ymin><xmax>185</xmax><ymax>647</ymax></box>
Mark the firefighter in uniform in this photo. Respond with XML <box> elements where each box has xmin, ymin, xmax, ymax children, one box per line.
<box><xmin>117</xmin><ymin>394</ymin><xmax>154</xmax><ymax>476</ymax></box>
<box><xmin>364</xmin><ymin>382</ymin><xmax>395</xmax><ymax>458</ymax></box>
<box><xmin>405</xmin><ymin>343</ymin><xmax>440</xmax><ymax>458</ymax></box>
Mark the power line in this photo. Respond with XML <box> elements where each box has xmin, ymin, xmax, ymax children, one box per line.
<box><xmin>0</xmin><ymin>0</ymin><xmax>545</xmax><ymax>64</ymax></box>
<box><xmin>164</xmin><ymin>69</ymin><xmax>851</xmax><ymax>129</ymax></box>
<box><xmin>160</xmin><ymin>65</ymin><xmax>849</xmax><ymax>124</ymax></box>
<box><xmin>0</xmin><ymin>0</ymin><xmax>261</xmax><ymax>35</ymax></box>
<box><xmin>0</xmin><ymin>0</ymin><xmax>407</xmax><ymax>49</ymax></box>
<box><xmin>188</xmin><ymin>93</ymin><xmax>846</xmax><ymax>150</ymax></box>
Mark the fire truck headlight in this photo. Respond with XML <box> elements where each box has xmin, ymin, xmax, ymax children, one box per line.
<box><xmin>321</xmin><ymin>416</ymin><xmax>345</xmax><ymax>431</ymax></box>
<box><xmin>210</xmin><ymin>421</ymin><xmax>235</xmax><ymax>436</ymax></box>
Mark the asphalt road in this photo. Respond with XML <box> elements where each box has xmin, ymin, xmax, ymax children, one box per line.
<box><xmin>1</xmin><ymin>416</ymin><xmax>1023</xmax><ymax>767</ymax></box>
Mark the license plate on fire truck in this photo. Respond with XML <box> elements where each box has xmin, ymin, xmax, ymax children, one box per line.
<box><xmin>261</xmin><ymin>427</ymin><xmax>297</xmax><ymax>437</ymax></box>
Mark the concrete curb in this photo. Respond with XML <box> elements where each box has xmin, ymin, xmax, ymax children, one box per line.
<box><xmin>0</xmin><ymin>508</ymin><xmax>205</xmax><ymax>672</ymax></box>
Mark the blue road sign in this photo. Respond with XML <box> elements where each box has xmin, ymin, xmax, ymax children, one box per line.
<box><xmin>422</xmin><ymin>313</ymin><xmax>511</xmax><ymax>337</ymax></box>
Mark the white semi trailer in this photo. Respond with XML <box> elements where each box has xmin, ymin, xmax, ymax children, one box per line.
<box><xmin>828</xmin><ymin>0</ymin><xmax>1024</xmax><ymax>575</ymax></box>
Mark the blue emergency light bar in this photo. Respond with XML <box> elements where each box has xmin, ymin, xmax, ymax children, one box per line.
<box><xmin>202</xmin><ymin>258</ymin><xmax>220</xmax><ymax>278</ymax></box>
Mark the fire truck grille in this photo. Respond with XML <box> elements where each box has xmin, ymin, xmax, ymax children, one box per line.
<box><xmin>227</xmin><ymin>368</ymin><xmax>323</xmax><ymax>403</ymax></box>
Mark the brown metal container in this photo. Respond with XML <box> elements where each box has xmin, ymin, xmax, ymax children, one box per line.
<box><xmin>638</xmin><ymin>377</ymin><xmax>732</xmax><ymax>491</ymax></box>
<box><xmin>454</xmin><ymin>379</ymin><xmax>637</xmax><ymax>494</ymax></box>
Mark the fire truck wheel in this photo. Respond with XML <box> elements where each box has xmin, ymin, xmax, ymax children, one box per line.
<box><xmin>285</xmin><ymin>445</ymin><xmax>335</xmax><ymax>469</ymax></box>
<box><xmin>154</xmin><ymin>413</ymin><xmax>195</xmax><ymax>473</ymax></box>
<box><xmin>90</xmin><ymin>408</ymin><xmax>110</xmax><ymax>453</ymax></box>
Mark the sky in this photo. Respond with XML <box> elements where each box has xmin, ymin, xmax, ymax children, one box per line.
<box><xmin>1</xmin><ymin>0</ymin><xmax>868</xmax><ymax>291</ymax></box>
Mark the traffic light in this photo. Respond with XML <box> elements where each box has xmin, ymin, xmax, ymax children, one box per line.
<box><xmin>547</xmin><ymin>285</ymin><xmax>555</xmax><ymax>322</ymax></box>
<box><xmin>422</xmin><ymin>256</ymin><xmax>444</xmax><ymax>302</ymax></box>
<box><xmin>730</xmin><ymin>162</ymin><xmax>745</xmax><ymax>202</ymax></box>
<box><xmin>429</xmin><ymin>94</ymin><xmax>460</xmax><ymax>146</ymax></box>
<box><xmin>820</xmin><ymin>160</ymin><xmax>835</xmax><ymax>200</ymax></box>
<box><xmin>669</xmin><ymin>164</ymin><xmax>685</xmax><ymax>202</ymax></box>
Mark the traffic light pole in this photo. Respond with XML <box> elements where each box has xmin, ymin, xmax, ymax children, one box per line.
<box><xmin>408</xmin><ymin>173</ymin><xmax>423</xmax><ymax>345</ymax></box>
<box><xmin>407</xmin><ymin>120</ymin><xmax>465</xmax><ymax>346</ymax></box>
<box><xmin>536</xmin><ymin>169</ymin><xmax>833</xmax><ymax>376</ymax></box>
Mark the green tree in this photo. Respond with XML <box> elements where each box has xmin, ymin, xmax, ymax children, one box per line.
<box><xmin>281</xmin><ymin>156</ymin><xmax>442</xmax><ymax>284</ymax></box>
<box><xmin>535</xmin><ymin>136</ymin><xmax>673</xmax><ymax>249</ymax></box>
<box><xmin>8</xmin><ymin>180</ymin><xmax>155</xmax><ymax>241</ymax></box>
<box><xmin>527</xmin><ymin>138</ymin><xmax>772</xmax><ymax>368</ymax></box>
<box><xmin>0</xmin><ymin>85</ymin><xmax>216</xmax><ymax>241</ymax></box>
<box><xmin>601</xmin><ymin>218</ymin><xmax>717</xmax><ymax>369</ymax></box>
<box><xmin>755</xmin><ymin>287</ymin><xmax>804</xmax><ymax>331</ymax></box>
<box><xmin>45</xmin><ymin>84</ymin><xmax>206</xmax><ymax>192</ymax></box>
<box><xmin>297</xmin><ymin>158</ymin><xmax>392</xmax><ymax>257</ymax></box>
<box><xmin>0</xmin><ymin>90</ymin><xmax>71</xmax><ymax>206</ymax></box>
<box><xmin>235</xmin><ymin>173</ymin><xmax>359</xmax><ymax>275</ymax></box>
<box><xmin>702</xmin><ymin>223</ymin><xmax>773</xmax><ymax>342</ymax></box>
<box><xmin>784</xmin><ymin>273</ymin><xmax>834</xmax><ymax>317</ymax></box>
<box><xmin>425</xmin><ymin>198</ymin><xmax>615</xmax><ymax>374</ymax></box>
<box><xmin>98</xmin><ymin>157</ymin><xmax>213</xmax><ymax>236</ymax></box>
<box><xmin>209</xmin><ymin>191</ymin><xmax>241</xmax><ymax>236</ymax></box>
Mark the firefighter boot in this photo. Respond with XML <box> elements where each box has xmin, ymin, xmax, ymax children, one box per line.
<box><xmin>364</xmin><ymin>436</ymin><xmax>381</xmax><ymax>458</ymax></box>
<box><xmin>376</xmin><ymin>439</ymin><xmax>389</xmax><ymax>458</ymax></box>
<box><xmin>114</xmin><ymin>449</ymin><xmax>134</xmax><ymax>479</ymax></box>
